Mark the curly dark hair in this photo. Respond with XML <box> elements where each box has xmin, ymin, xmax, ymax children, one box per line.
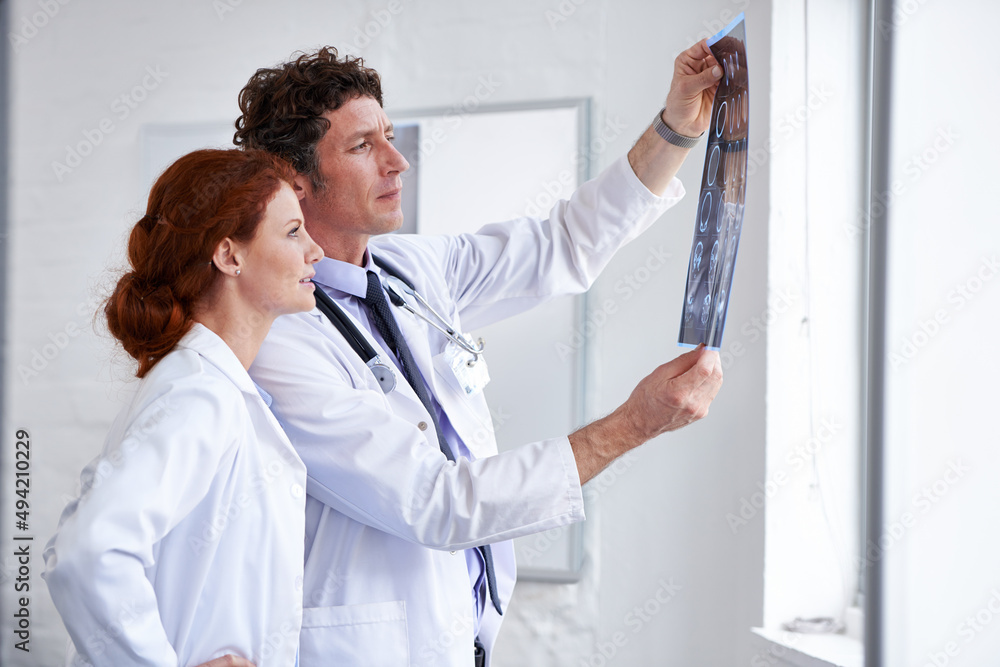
<box><xmin>234</xmin><ymin>47</ymin><xmax>383</xmax><ymax>189</ymax></box>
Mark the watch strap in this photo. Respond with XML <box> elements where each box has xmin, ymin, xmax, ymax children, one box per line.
<box><xmin>652</xmin><ymin>108</ymin><xmax>703</xmax><ymax>148</ymax></box>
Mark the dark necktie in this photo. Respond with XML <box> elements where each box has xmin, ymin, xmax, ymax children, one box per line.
<box><xmin>362</xmin><ymin>271</ymin><xmax>502</xmax><ymax>616</ymax></box>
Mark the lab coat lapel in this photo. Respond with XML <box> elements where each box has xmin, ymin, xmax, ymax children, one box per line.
<box><xmin>390</xmin><ymin>302</ymin><xmax>442</xmax><ymax>406</ymax></box>
<box><xmin>309</xmin><ymin>304</ymin><xmax>433</xmax><ymax>435</ymax></box>
<box><xmin>177</xmin><ymin>324</ymin><xmax>292</xmax><ymax>450</ymax></box>
<box><xmin>177</xmin><ymin>324</ymin><xmax>256</xmax><ymax>395</ymax></box>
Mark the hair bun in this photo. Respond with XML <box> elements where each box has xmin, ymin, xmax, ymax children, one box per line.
<box><xmin>106</xmin><ymin>272</ymin><xmax>190</xmax><ymax>377</ymax></box>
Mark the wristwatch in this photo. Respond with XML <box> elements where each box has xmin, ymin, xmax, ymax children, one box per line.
<box><xmin>652</xmin><ymin>108</ymin><xmax>703</xmax><ymax>148</ymax></box>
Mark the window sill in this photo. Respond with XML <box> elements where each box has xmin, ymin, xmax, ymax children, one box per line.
<box><xmin>749</xmin><ymin>628</ymin><xmax>863</xmax><ymax>667</ymax></box>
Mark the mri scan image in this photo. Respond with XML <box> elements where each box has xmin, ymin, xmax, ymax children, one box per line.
<box><xmin>700</xmin><ymin>192</ymin><xmax>712</xmax><ymax>232</ymax></box>
<box><xmin>678</xmin><ymin>13</ymin><xmax>748</xmax><ymax>350</ymax></box>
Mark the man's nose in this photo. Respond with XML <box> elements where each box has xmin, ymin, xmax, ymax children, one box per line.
<box><xmin>384</xmin><ymin>141</ymin><xmax>409</xmax><ymax>174</ymax></box>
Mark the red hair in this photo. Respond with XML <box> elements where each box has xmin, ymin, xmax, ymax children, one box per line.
<box><xmin>105</xmin><ymin>148</ymin><xmax>295</xmax><ymax>377</ymax></box>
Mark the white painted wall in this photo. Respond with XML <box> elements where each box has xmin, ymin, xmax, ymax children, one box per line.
<box><xmin>0</xmin><ymin>1</ymin><xmax>771</xmax><ymax>664</ymax></box>
<box><xmin>882</xmin><ymin>1</ymin><xmax>1000</xmax><ymax>666</ymax></box>
<box><xmin>579</xmin><ymin>4</ymin><xmax>770</xmax><ymax>666</ymax></box>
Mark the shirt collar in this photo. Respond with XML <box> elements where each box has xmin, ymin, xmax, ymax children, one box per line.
<box><xmin>312</xmin><ymin>248</ymin><xmax>375</xmax><ymax>299</ymax></box>
<box><xmin>253</xmin><ymin>381</ymin><xmax>274</xmax><ymax>407</ymax></box>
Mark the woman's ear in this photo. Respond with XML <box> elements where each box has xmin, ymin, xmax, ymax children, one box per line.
<box><xmin>211</xmin><ymin>238</ymin><xmax>242</xmax><ymax>277</ymax></box>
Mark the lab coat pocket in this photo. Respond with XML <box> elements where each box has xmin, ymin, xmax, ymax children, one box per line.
<box><xmin>299</xmin><ymin>600</ymin><xmax>410</xmax><ymax>666</ymax></box>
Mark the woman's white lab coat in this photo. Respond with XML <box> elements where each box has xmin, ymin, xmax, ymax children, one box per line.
<box><xmin>43</xmin><ymin>323</ymin><xmax>307</xmax><ymax>666</ymax></box>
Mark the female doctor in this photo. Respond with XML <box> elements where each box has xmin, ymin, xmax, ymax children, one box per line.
<box><xmin>43</xmin><ymin>148</ymin><xmax>323</xmax><ymax>666</ymax></box>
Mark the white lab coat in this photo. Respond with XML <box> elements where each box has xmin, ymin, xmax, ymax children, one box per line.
<box><xmin>249</xmin><ymin>155</ymin><xmax>684</xmax><ymax>666</ymax></box>
<box><xmin>43</xmin><ymin>324</ymin><xmax>307</xmax><ymax>667</ymax></box>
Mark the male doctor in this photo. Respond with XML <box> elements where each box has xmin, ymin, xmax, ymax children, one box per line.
<box><xmin>238</xmin><ymin>41</ymin><xmax>725</xmax><ymax>666</ymax></box>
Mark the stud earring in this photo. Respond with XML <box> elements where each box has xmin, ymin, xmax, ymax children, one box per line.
<box><xmin>235</xmin><ymin>269</ymin><xmax>241</xmax><ymax>276</ymax></box>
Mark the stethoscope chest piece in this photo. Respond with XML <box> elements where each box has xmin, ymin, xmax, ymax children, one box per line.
<box><xmin>367</xmin><ymin>358</ymin><xmax>397</xmax><ymax>393</ymax></box>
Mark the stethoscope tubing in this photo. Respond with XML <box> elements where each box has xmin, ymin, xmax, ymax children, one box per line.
<box><xmin>384</xmin><ymin>276</ymin><xmax>484</xmax><ymax>358</ymax></box>
<box><xmin>313</xmin><ymin>283</ymin><xmax>397</xmax><ymax>393</ymax></box>
<box><xmin>312</xmin><ymin>256</ymin><xmax>483</xmax><ymax>394</ymax></box>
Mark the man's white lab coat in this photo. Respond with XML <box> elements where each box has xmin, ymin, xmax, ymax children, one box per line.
<box><xmin>249</xmin><ymin>156</ymin><xmax>684</xmax><ymax>666</ymax></box>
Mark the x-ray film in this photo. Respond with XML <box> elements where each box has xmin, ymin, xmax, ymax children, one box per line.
<box><xmin>678</xmin><ymin>13</ymin><xmax>748</xmax><ymax>349</ymax></box>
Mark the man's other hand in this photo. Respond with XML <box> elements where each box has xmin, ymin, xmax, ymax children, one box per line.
<box><xmin>621</xmin><ymin>344</ymin><xmax>723</xmax><ymax>443</ymax></box>
<box><xmin>569</xmin><ymin>345</ymin><xmax>723</xmax><ymax>484</ymax></box>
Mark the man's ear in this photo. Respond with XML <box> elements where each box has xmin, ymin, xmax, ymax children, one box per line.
<box><xmin>293</xmin><ymin>173</ymin><xmax>311</xmax><ymax>202</ymax></box>
<box><xmin>211</xmin><ymin>237</ymin><xmax>242</xmax><ymax>277</ymax></box>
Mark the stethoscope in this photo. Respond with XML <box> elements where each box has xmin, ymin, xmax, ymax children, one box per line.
<box><xmin>313</xmin><ymin>283</ymin><xmax>398</xmax><ymax>393</ymax></box>
<box><xmin>382</xmin><ymin>276</ymin><xmax>485</xmax><ymax>359</ymax></box>
<box><xmin>312</xmin><ymin>257</ymin><xmax>484</xmax><ymax>394</ymax></box>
